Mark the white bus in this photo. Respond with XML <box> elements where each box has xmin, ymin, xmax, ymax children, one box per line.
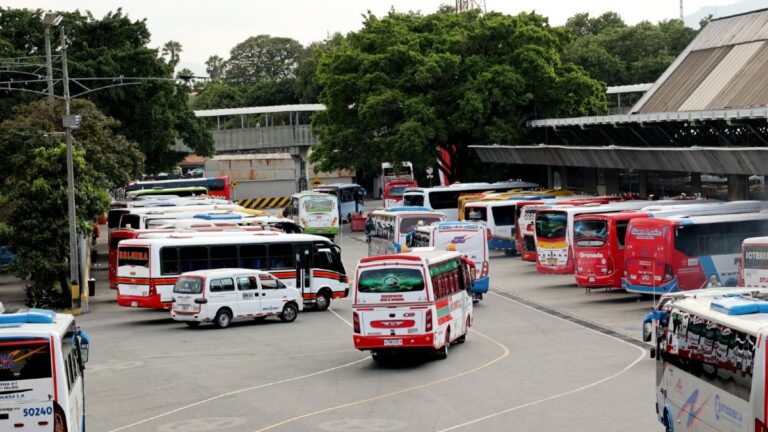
<box><xmin>742</xmin><ymin>236</ymin><xmax>768</xmax><ymax>288</ymax></box>
<box><xmin>0</xmin><ymin>309</ymin><xmax>90</xmax><ymax>432</ymax></box>
<box><xmin>117</xmin><ymin>233</ymin><xmax>348</xmax><ymax>311</ymax></box>
<box><xmin>282</xmin><ymin>191</ymin><xmax>339</xmax><ymax>239</ymax></box>
<box><xmin>411</xmin><ymin>221</ymin><xmax>489</xmax><ymax>301</ymax></box>
<box><xmin>366</xmin><ymin>207</ymin><xmax>445</xmax><ymax>256</ymax></box>
<box><xmin>402</xmin><ymin>181</ymin><xmax>539</xmax><ymax>221</ymax></box>
<box><xmin>648</xmin><ymin>288</ymin><xmax>768</xmax><ymax>432</ymax></box>
<box><xmin>352</xmin><ymin>250</ymin><xmax>474</xmax><ymax>360</ymax></box>
<box><xmin>379</xmin><ymin>162</ymin><xmax>414</xmax><ymax>198</ymax></box>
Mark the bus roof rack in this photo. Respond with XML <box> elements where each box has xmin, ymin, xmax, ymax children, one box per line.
<box><xmin>387</xmin><ymin>206</ymin><xmax>433</xmax><ymax>212</ymax></box>
<box><xmin>0</xmin><ymin>309</ymin><xmax>56</xmax><ymax>325</ymax></box>
<box><xmin>194</xmin><ymin>213</ymin><xmax>242</xmax><ymax>220</ymax></box>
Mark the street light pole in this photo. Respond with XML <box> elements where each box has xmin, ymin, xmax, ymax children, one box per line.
<box><xmin>42</xmin><ymin>12</ymin><xmax>62</xmax><ymax>100</ymax></box>
<box><xmin>60</xmin><ymin>26</ymin><xmax>79</xmax><ymax>296</ymax></box>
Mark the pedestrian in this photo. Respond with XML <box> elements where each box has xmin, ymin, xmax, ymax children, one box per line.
<box><xmin>701</xmin><ymin>274</ymin><xmax>721</xmax><ymax>289</ymax></box>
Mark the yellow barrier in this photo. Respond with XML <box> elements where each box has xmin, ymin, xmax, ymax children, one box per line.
<box><xmin>238</xmin><ymin>197</ymin><xmax>291</xmax><ymax>209</ymax></box>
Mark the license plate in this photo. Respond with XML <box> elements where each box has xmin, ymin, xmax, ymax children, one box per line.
<box><xmin>588</xmin><ymin>276</ymin><xmax>596</xmax><ymax>282</ymax></box>
<box><xmin>547</xmin><ymin>259</ymin><xmax>556</xmax><ymax>265</ymax></box>
<box><xmin>642</xmin><ymin>274</ymin><xmax>650</xmax><ymax>281</ymax></box>
<box><xmin>384</xmin><ymin>339</ymin><xmax>403</xmax><ymax>346</ymax></box>
<box><xmin>131</xmin><ymin>301</ymin><xmax>138</xmax><ymax>308</ymax></box>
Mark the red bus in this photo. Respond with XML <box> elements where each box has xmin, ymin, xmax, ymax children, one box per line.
<box><xmin>623</xmin><ymin>212</ymin><xmax>768</xmax><ymax>295</ymax></box>
<box><xmin>574</xmin><ymin>201</ymin><xmax>768</xmax><ymax>290</ymax></box>
<box><xmin>383</xmin><ymin>179</ymin><xmax>418</xmax><ymax>208</ymax></box>
<box><xmin>125</xmin><ymin>176</ymin><xmax>232</xmax><ymax>200</ymax></box>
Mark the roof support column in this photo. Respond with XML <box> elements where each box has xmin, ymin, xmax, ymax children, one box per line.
<box><xmin>583</xmin><ymin>168</ymin><xmax>598</xmax><ymax>195</ymax></box>
<box><xmin>690</xmin><ymin>173</ymin><xmax>701</xmax><ymax>196</ymax></box>
<box><xmin>605</xmin><ymin>169</ymin><xmax>620</xmax><ymax>195</ymax></box>
<box><xmin>638</xmin><ymin>170</ymin><xmax>647</xmax><ymax>198</ymax></box>
<box><xmin>727</xmin><ymin>174</ymin><xmax>747</xmax><ymax>201</ymax></box>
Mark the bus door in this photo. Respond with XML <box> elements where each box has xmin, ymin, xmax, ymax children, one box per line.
<box><xmin>295</xmin><ymin>244</ymin><xmax>313</xmax><ymax>296</ymax></box>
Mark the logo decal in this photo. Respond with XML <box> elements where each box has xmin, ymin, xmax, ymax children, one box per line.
<box><xmin>679</xmin><ymin>389</ymin><xmax>708</xmax><ymax>428</ymax></box>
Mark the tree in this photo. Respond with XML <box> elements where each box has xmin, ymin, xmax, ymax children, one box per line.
<box><xmin>0</xmin><ymin>8</ymin><xmax>213</xmax><ymax>173</ymax></box>
<box><xmin>162</xmin><ymin>40</ymin><xmax>183</xmax><ymax>69</ymax></box>
<box><xmin>564</xmin><ymin>12</ymin><xmax>625</xmax><ymax>37</ymax></box>
<box><xmin>205</xmin><ymin>55</ymin><xmax>226</xmax><ymax>80</ymax></box>
<box><xmin>0</xmin><ymin>99</ymin><xmax>144</xmax><ymax>307</ymax></box>
<box><xmin>310</xmin><ymin>10</ymin><xmax>606</xmax><ymax>182</ymax></box>
<box><xmin>224</xmin><ymin>35</ymin><xmax>305</xmax><ymax>83</ymax></box>
<box><xmin>176</xmin><ymin>67</ymin><xmax>194</xmax><ymax>83</ymax></box>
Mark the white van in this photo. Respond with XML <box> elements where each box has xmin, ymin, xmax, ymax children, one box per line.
<box><xmin>170</xmin><ymin>268</ymin><xmax>304</xmax><ymax>328</ymax></box>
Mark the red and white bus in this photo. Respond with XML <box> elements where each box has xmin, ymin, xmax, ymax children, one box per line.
<box><xmin>117</xmin><ymin>233</ymin><xmax>348</xmax><ymax>311</ymax></box>
<box><xmin>742</xmin><ymin>236</ymin><xmax>768</xmax><ymax>287</ymax></box>
<box><xmin>383</xmin><ymin>179</ymin><xmax>418</xmax><ymax>208</ymax></box>
<box><xmin>575</xmin><ymin>201</ymin><xmax>768</xmax><ymax>290</ymax></box>
<box><xmin>623</xmin><ymin>213</ymin><xmax>768</xmax><ymax>295</ymax></box>
<box><xmin>352</xmin><ymin>250</ymin><xmax>473</xmax><ymax>360</ymax></box>
<box><xmin>125</xmin><ymin>176</ymin><xmax>232</xmax><ymax>200</ymax></box>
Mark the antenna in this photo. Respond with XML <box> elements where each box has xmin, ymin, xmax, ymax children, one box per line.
<box><xmin>455</xmin><ymin>0</ymin><xmax>486</xmax><ymax>13</ymax></box>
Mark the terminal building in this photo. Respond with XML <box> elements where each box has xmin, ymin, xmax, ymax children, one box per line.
<box><xmin>472</xmin><ymin>8</ymin><xmax>768</xmax><ymax>201</ymax></box>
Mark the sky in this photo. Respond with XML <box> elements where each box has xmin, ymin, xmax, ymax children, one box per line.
<box><xmin>0</xmin><ymin>0</ymin><xmax>749</xmax><ymax>75</ymax></box>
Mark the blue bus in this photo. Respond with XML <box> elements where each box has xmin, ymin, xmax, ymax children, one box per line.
<box><xmin>313</xmin><ymin>184</ymin><xmax>366</xmax><ymax>222</ymax></box>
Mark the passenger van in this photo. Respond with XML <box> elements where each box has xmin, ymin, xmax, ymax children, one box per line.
<box><xmin>352</xmin><ymin>250</ymin><xmax>474</xmax><ymax>360</ymax></box>
<box><xmin>283</xmin><ymin>191</ymin><xmax>339</xmax><ymax>239</ymax></box>
<box><xmin>171</xmin><ymin>268</ymin><xmax>304</xmax><ymax>328</ymax></box>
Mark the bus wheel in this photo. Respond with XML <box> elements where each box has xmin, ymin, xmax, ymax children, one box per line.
<box><xmin>371</xmin><ymin>350</ymin><xmax>381</xmax><ymax>361</ymax></box>
<box><xmin>456</xmin><ymin>319</ymin><xmax>469</xmax><ymax>344</ymax></box>
<box><xmin>280</xmin><ymin>303</ymin><xmax>299</xmax><ymax>323</ymax></box>
<box><xmin>214</xmin><ymin>309</ymin><xmax>232</xmax><ymax>328</ymax></box>
<box><xmin>315</xmin><ymin>290</ymin><xmax>331</xmax><ymax>311</ymax></box>
<box><xmin>436</xmin><ymin>331</ymin><xmax>450</xmax><ymax>359</ymax></box>
<box><xmin>185</xmin><ymin>321</ymin><xmax>200</xmax><ymax>328</ymax></box>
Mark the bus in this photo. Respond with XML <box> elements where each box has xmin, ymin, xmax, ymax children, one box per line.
<box><xmin>116</xmin><ymin>233</ymin><xmax>348</xmax><ymax>311</ymax></box>
<box><xmin>380</xmin><ymin>162</ymin><xmax>414</xmax><ymax>198</ymax></box>
<box><xmin>463</xmin><ymin>197</ymin><xmax>556</xmax><ymax>253</ymax></box>
<box><xmin>125</xmin><ymin>176</ymin><xmax>232</xmax><ymax>200</ymax></box>
<box><xmin>0</xmin><ymin>309</ymin><xmax>90</xmax><ymax>432</ymax></box>
<box><xmin>313</xmin><ymin>184</ymin><xmax>366</xmax><ymax>223</ymax></box>
<box><xmin>352</xmin><ymin>250</ymin><xmax>474</xmax><ymax>360</ymax></box>
<box><xmin>126</xmin><ymin>186</ymin><xmax>209</xmax><ymax>200</ymax></box>
<box><xmin>107</xmin><ymin>197</ymin><xmax>232</xmax><ymax>230</ymax></box>
<box><xmin>575</xmin><ymin>202</ymin><xmax>768</xmax><ymax>290</ymax></box>
<box><xmin>367</xmin><ymin>207</ymin><xmax>445</xmax><ymax>256</ymax></box>
<box><xmin>384</xmin><ymin>179</ymin><xmax>418</xmax><ymax>209</ymax></box>
<box><xmin>623</xmin><ymin>213</ymin><xmax>768</xmax><ymax>295</ymax></box>
<box><xmin>402</xmin><ymin>181</ymin><xmax>539</xmax><ymax>221</ymax></box>
<box><xmin>282</xmin><ymin>191</ymin><xmax>339</xmax><ymax>239</ymax></box>
<box><xmin>742</xmin><ymin>236</ymin><xmax>768</xmax><ymax>287</ymax></box>
<box><xmin>647</xmin><ymin>288</ymin><xmax>768</xmax><ymax>432</ymax></box>
<box><xmin>411</xmin><ymin>221</ymin><xmax>489</xmax><ymax>301</ymax></box>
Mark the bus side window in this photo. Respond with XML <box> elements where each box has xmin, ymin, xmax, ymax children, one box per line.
<box><xmin>161</xmin><ymin>247</ymin><xmax>179</xmax><ymax>275</ymax></box>
<box><xmin>269</xmin><ymin>243</ymin><xmax>296</xmax><ymax>269</ymax></box>
<box><xmin>239</xmin><ymin>244</ymin><xmax>267</xmax><ymax>270</ymax></box>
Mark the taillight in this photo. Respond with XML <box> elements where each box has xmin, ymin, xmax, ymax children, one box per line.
<box><xmin>486</xmin><ymin>229</ymin><xmax>492</xmax><ymax>241</ymax></box>
<box><xmin>756</xmin><ymin>418</ymin><xmax>768</xmax><ymax>432</ymax></box>
<box><xmin>526</xmin><ymin>223</ymin><xmax>533</xmax><ymax>231</ymax></box>
<box><xmin>663</xmin><ymin>264</ymin><xmax>673</xmax><ymax>282</ymax></box>
<box><xmin>352</xmin><ymin>311</ymin><xmax>360</xmax><ymax>334</ymax></box>
<box><xmin>149</xmin><ymin>285</ymin><xmax>156</xmax><ymax>296</ymax></box>
<box><xmin>481</xmin><ymin>261</ymin><xmax>489</xmax><ymax>278</ymax></box>
<box><xmin>425</xmin><ymin>309</ymin><xmax>433</xmax><ymax>332</ymax></box>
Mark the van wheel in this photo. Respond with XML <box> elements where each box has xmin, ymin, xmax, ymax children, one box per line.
<box><xmin>456</xmin><ymin>319</ymin><xmax>469</xmax><ymax>344</ymax></box>
<box><xmin>185</xmin><ymin>321</ymin><xmax>200</xmax><ymax>328</ymax></box>
<box><xmin>214</xmin><ymin>309</ymin><xmax>232</xmax><ymax>328</ymax></box>
<box><xmin>315</xmin><ymin>290</ymin><xmax>331</xmax><ymax>311</ymax></box>
<box><xmin>436</xmin><ymin>330</ymin><xmax>450</xmax><ymax>359</ymax></box>
<box><xmin>280</xmin><ymin>303</ymin><xmax>299</xmax><ymax>322</ymax></box>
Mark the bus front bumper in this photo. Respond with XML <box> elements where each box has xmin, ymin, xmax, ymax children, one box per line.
<box><xmin>354</xmin><ymin>334</ymin><xmax>434</xmax><ymax>350</ymax></box>
<box><xmin>575</xmin><ymin>272</ymin><xmax>620</xmax><ymax>289</ymax></box>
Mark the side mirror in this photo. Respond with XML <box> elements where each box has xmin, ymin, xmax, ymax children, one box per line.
<box><xmin>649</xmin><ymin>347</ymin><xmax>656</xmax><ymax>359</ymax></box>
<box><xmin>642</xmin><ymin>321</ymin><xmax>653</xmax><ymax>342</ymax></box>
<box><xmin>77</xmin><ymin>329</ymin><xmax>91</xmax><ymax>363</ymax></box>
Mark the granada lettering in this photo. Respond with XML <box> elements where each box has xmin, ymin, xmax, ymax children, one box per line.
<box><xmin>579</xmin><ymin>252</ymin><xmax>604</xmax><ymax>259</ymax></box>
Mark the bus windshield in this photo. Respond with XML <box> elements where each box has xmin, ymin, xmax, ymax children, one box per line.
<box><xmin>303</xmin><ymin>198</ymin><xmax>334</xmax><ymax>213</ymax></box>
<box><xmin>0</xmin><ymin>339</ymin><xmax>52</xmax><ymax>384</ymax></box>
<box><xmin>387</xmin><ymin>186</ymin><xmax>409</xmax><ymax>197</ymax></box>
<box><xmin>574</xmin><ymin>220</ymin><xmax>608</xmax><ymax>247</ymax></box>
<box><xmin>358</xmin><ymin>268</ymin><xmax>425</xmax><ymax>293</ymax></box>
<box><xmin>536</xmin><ymin>212</ymin><xmax>567</xmax><ymax>239</ymax></box>
<box><xmin>400</xmin><ymin>216</ymin><xmax>442</xmax><ymax>233</ymax></box>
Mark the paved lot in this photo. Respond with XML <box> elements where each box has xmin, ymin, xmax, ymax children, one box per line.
<box><xmin>64</xmin><ymin>223</ymin><xmax>662</xmax><ymax>432</ymax></box>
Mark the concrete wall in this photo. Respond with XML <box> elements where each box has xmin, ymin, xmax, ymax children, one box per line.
<box><xmin>205</xmin><ymin>154</ymin><xmax>298</xmax><ymax>199</ymax></box>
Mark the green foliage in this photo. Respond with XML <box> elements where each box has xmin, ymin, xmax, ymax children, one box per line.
<box><xmin>0</xmin><ymin>8</ymin><xmax>212</xmax><ymax>174</ymax></box>
<box><xmin>162</xmin><ymin>40</ymin><xmax>183</xmax><ymax>69</ymax></box>
<box><xmin>205</xmin><ymin>55</ymin><xmax>225</xmax><ymax>80</ymax></box>
<box><xmin>310</xmin><ymin>10</ymin><xmax>606</xmax><ymax>181</ymax></box>
<box><xmin>224</xmin><ymin>35</ymin><xmax>305</xmax><ymax>83</ymax></box>
<box><xmin>0</xmin><ymin>99</ymin><xmax>140</xmax><ymax>307</ymax></box>
<box><xmin>562</xmin><ymin>13</ymin><xmax>698</xmax><ymax>85</ymax></box>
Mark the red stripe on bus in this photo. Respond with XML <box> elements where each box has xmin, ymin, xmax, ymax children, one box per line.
<box><xmin>49</xmin><ymin>336</ymin><xmax>57</xmax><ymax>402</ymax></box>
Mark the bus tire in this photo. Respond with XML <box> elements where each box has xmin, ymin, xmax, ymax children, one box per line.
<box><xmin>456</xmin><ymin>319</ymin><xmax>470</xmax><ymax>344</ymax></box>
<box><xmin>280</xmin><ymin>303</ymin><xmax>299</xmax><ymax>323</ymax></box>
<box><xmin>436</xmin><ymin>330</ymin><xmax>450</xmax><ymax>359</ymax></box>
<box><xmin>214</xmin><ymin>308</ymin><xmax>232</xmax><ymax>329</ymax></box>
<box><xmin>315</xmin><ymin>289</ymin><xmax>331</xmax><ymax>311</ymax></box>
<box><xmin>371</xmin><ymin>350</ymin><xmax>381</xmax><ymax>361</ymax></box>
<box><xmin>185</xmin><ymin>321</ymin><xmax>200</xmax><ymax>328</ymax></box>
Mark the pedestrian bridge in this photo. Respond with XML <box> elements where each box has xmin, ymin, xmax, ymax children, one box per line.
<box><xmin>172</xmin><ymin>104</ymin><xmax>325</xmax><ymax>155</ymax></box>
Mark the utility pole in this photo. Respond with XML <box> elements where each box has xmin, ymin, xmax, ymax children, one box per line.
<box><xmin>680</xmin><ymin>0</ymin><xmax>684</xmax><ymax>21</ymax></box>
<box><xmin>60</xmin><ymin>26</ymin><xmax>80</xmax><ymax>304</ymax></box>
<box><xmin>42</xmin><ymin>12</ymin><xmax>62</xmax><ymax>100</ymax></box>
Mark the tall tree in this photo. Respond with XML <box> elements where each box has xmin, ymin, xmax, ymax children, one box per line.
<box><xmin>0</xmin><ymin>99</ymin><xmax>143</xmax><ymax>307</ymax></box>
<box><xmin>205</xmin><ymin>55</ymin><xmax>226</xmax><ymax>80</ymax></box>
<box><xmin>224</xmin><ymin>34</ymin><xmax>305</xmax><ymax>83</ymax></box>
<box><xmin>162</xmin><ymin>40</ymin><xmax>183</xmax><ymax>69</ymax></box>
<box><xmin>0</xmin><ymin>8</ymin><xmax>213</xmax><ymax>173</ymax></box>
<box><xmin>311</xmin><ymin>10</ymin><xmax>606</xmax><ymax>182</ymax></box>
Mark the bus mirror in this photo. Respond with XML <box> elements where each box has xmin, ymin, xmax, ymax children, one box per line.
<box><xmin>649</xmin><ymin>347</ymin><xmax>656</xmax><ymax>359</ymax></box>
<box><xmin>80</xmin><ymin>343</ymin><xmax>90</xmax><ymax>363</ymax></box>
<box><xmin>642</xmin><ymin>321</ymin><xmax>652</xmax><ymax>342</ymax></box>
<box><xmin>77</xmin><ymin>329</ymin><xmax>91</xmax><ymax>363</ymax></box>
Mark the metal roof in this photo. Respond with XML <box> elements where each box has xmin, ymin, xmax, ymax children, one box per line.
<box><xmin>194</xmin><ymin>104</ymin><xmax>326</xmax><ymax>118</ymax></box>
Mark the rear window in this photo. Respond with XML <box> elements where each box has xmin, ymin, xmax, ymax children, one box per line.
<box><xmin>0</xmin><ymin>340</ymin><xmax>52</xmax><ymax>381</ymax></box>
<box><xmin>400</xmin><ymin>216</ymin><xmax>442</xmax><ymax>233</ymax></box>
<box><xmin>744</xmin><ymin>245</ymin><xmax>768</xmax><ymax>270</ymax></box>
<box><xmin>574</xmin><ymin>220</ymin><xmax>608</xmax><ymax>247</ymax></box>
<box><xmin>387</xmin><ymin>186</ymin><xmax>408</xmax><ymax>197</ymax></box>
<box><xmin>403</xmin><ymin>194</ymin><xmax>424</xmax><ymax>207</ymax></box>
<box><xmin>120</xmin><ymin>214</ymin><xmax>140</xmax><ymax>229</ymax></box>
<box><xmin>358</xmin><ymin>268</ymin><xmax>425</xmax><ymax>293</ymax></box>
<box><xmin>174</xmin><ymin>277</ymin><xmax>203</xmax><ymax>294</ymax></box>
<box><xmin>303</xmin><ymin>198</ymin><xmax>334</xmax><ymax>213</ymax></box>
<box><xmin>465</xmin><ymin>206</ymin><xmax>487</xmax><ymax>222</ymax></box>
<box><xmin>536</xmin><ymin>212</ymin><xmax>567</xmax><ymax>239</ymax></box>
